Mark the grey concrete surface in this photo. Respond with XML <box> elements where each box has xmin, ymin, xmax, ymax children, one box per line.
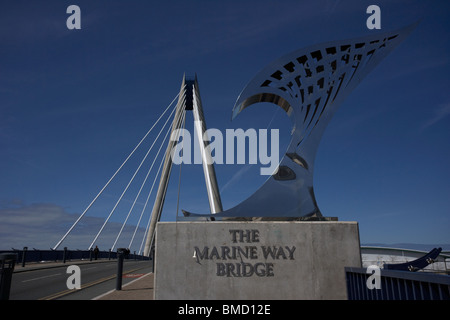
<box><xmin>154</xmin><ymin>221</ymin><xmax>361</xmax><ymax>300</ymax></box>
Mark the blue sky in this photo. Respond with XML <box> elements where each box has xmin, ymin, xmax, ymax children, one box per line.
<box><xmin>1</xmin><ymin>0</ymin><xmax>449</xmax><ymax>252</ymax></box>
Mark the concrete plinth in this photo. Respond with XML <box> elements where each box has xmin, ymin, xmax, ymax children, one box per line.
<box><xmin>154</xmin><ymin>221</ymin><xmax>361</xmax><ymax>300</ymax></box>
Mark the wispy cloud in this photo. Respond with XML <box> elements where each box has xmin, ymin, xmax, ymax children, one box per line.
<box><xmin>0</xmin><ymin>202</ymin><xmax>147</xmax><ymax>251</ymax></box>
<box><xmin>421</xmin><ymin>103</ymin><xmax>450</xmax><ymax>131</ymax></box>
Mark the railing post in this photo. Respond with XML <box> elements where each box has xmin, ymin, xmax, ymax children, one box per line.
<box><xmin>0</xmin><ymin>253</ymin><xmax>17</xmax><ymax>300</ymax></box>
<box><xmin>151</xmin><ymin>247</ymin><xmax>155</xmax><ymax>272</ymax></box>
<box><xmin>21</xmin><ymin>247</ymin><xmax>28</xmax><ymax>268</ymax></box>
<box><xmin>63</xmin><ymin>247</ymin><xmax>67</xmax><ymax>264</ymax></box>
<box><xmin>116</xmin><ymin>250</ymin><xmax>124</xmax><ymax>291</ymax></box>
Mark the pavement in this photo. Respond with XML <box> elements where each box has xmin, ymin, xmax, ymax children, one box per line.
<box><xmin>93</xmin><ymin>272</ymin><xmax>154</xmax><ymax>300</ymax></box>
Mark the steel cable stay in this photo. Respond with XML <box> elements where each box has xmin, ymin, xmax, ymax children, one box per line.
<box><xmin>136</xmin><ymin>150</ymin><xmax>166</xmax><ymax>255</ymax></box>
<box><xmin>88</xmin><ymin>100</ymin><xmax>180</xmax><ymax>250</ymax></box>
<box><xmin>111</xmin><ymin>106</ymin><xmax>186</xmax><ymax>251</ymax></box>
<box><xmin>176</xmin><ymin>105</ymin><xmax>187</xmax><ymax>219</ymax></box>
<box><xmin>131</xmin><ymin>149</ymin><xmax>165</xmax><ymax>253</ymax></box>
<box><xmin>52</xmin><ymin>92</ymin><xmax>180</xmax><ymax>250</ymax></box>
<box><xmin>137</xmin><ymin>109</ymin><xmax>187</xmax><ymax>254</ymax></box>
<box><xmin>110</xmin><ymin>128</ymin><xmax>168</xmax><ymax>252</ymax></box>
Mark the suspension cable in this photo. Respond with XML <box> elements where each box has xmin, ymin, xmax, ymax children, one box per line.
<box><xmin>111</xmin><ymin>106</ymin><xmax>183</xmax><ymax>251</ymax></box>
<box><xmin>137</xmin><ymin>109</ymin><xmax>187</xmax><ymax>254</ymax></box>
<box><xmin>130</xmin><ymin>108</ymin><xmax>186</xmax><ymax>251</ymax></box>
<box><xmin>52</xmin><ymin>93</ymin><xmax>179</xmax><ymax>250</ymax></box>
<box><xmin>88</xmin><ymin>102</ymin><xmax>178</xmax><ymax>250</ymax></box>
<box><xmin>135</xmin><ymin>147</ymin><xmax>166</xmax><ymax>254</ymax></box>
<box><xmin>176</xmin><ymin>108</ymin><xmax>187</xmax><ymax>219</ymax></box>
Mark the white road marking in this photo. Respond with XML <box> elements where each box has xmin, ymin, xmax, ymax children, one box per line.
<box><xmin>22</xmin><ymin>273</ymin><xmax>62</xmax><ymax>283</ymax></box>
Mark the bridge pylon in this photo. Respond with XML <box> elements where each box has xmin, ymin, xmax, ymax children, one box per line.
<box><xmin>143</xmin><ymin>75</ymin><xmax>223</xmax><ymax>256</ymax></box>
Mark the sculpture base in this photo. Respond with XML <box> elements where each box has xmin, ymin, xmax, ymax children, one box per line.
<box><xmin>154</xmin><ymin>221</ymin><xmax>361</xmax><ymax>300</ymax></box>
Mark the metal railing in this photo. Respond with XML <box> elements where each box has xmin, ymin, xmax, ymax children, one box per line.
<box><xmin>1</xmin><ymin>248</ymin><xmax>150</xmax><ymax>267</ymax></box>
<box><xmin>361</xmin><ymin>246</ymin><xmax>450</xmax><ymax>273</ymax></box>
<box><xmin>345</xmin><ymin>267</ymin><xmax>450</xmax><ymax>300</ymax></box>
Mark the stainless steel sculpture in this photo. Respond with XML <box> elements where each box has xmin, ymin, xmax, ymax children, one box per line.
<box><xmin>183</xmin><ymin>24</ymin><xmax>416</xmax><ymax>219</ymax></box>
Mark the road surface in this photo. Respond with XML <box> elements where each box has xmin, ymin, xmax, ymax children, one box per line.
<box><xmin>9</xmin><ymin>259</ymin><xmax>153</xmax><ymax>300</ymax></box>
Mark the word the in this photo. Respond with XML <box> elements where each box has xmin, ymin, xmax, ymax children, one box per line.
<box><xmin>366</xmin><ymin>5</ymin><xmax>381</xmax><ymax>30</ymax></box>
<box><xmin>366</xmin><ymin>265</ymin><xmax>381</xmax><ymax>289</ymax></box>
<box><xmin>66</xmin><ymin>265</ymin><xmax>81</xmax><ymax>290</ymax></box>
<box><xmin>230</xmin><ymin>229</ymin><xmax>260</xmax><ymax>243</ymax></box>
<box><xmin>171</xmin><ymin>121</ymin><xmax>279</xmax><ymax>175</ymax></box>
<box><xmin>66</xmin><ymin>5</ymin><xmax>81</xmax><ymax>30</ymax></box>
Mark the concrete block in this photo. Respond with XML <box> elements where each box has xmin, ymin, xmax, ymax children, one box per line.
<box><xmin>154</xmin><ymin>221</ymin><xmax>361</xmax><ymax>299</ymax></box>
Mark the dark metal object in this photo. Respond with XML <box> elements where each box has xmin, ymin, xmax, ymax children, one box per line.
<box><xmin>116</xmin><ymin>249</ymin><xmax>125</xmax><ymax>291</ymax></box>
<box><xmin>345</xmin><ymin>266</ymin><xmax>450</xmax><ymax>300</ymax></box>
<box><xmin>0</xmin><ymin>253</ymin><xmax>17</xmax><ymax>300</ymax></box>
<box><xmin>384</xmin><ymin>247</ymin><xmax>442</xmax><ymax>272</ymax></box>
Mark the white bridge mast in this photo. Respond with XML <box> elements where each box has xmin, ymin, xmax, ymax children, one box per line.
<box><xmin>143</xmin><ymin>75</ymin><xmax>222</xmax><ymax>256</ymax></box>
